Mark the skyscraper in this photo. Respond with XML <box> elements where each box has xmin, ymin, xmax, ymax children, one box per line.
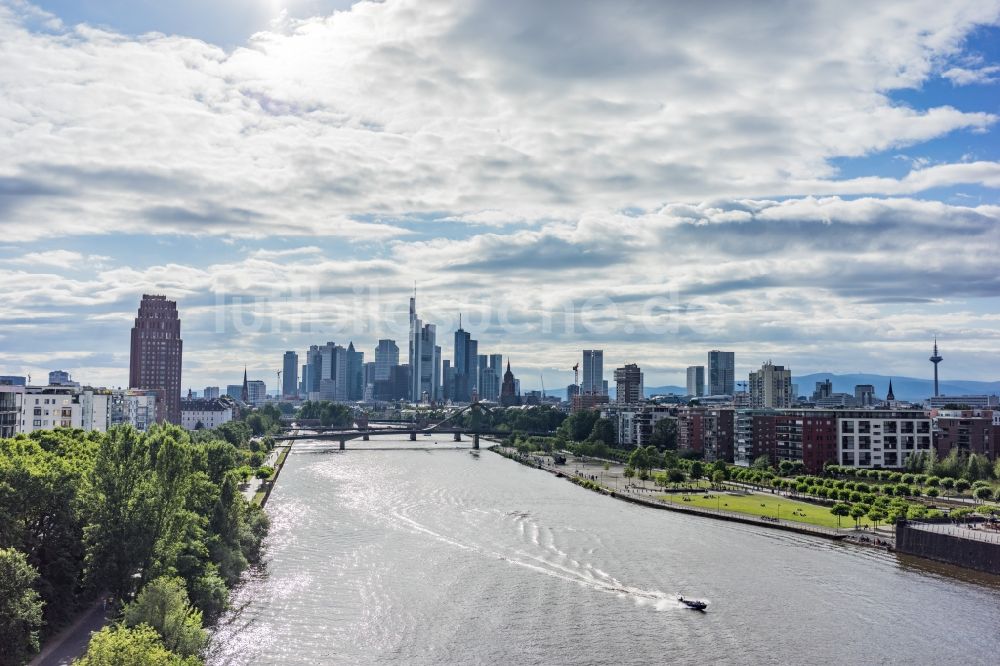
<box><xmin>306</xmin><ymin>345</ymin><xmax>323</xmax><ymax>396</ymax></box>
<box><xmin>581</xmin><ymin>350</ymin><xmax>604</xmax><ymax>396</ymax></box>
<box><xmin>453</xmin><ymin>321</ymin><xmax>478</xmax><ymax>402</ymax></box>
<box><xmin>408</xmin><ymin>293</ymin><xmax>438</xmax><ymax>402</ymax></box>
<box><xmin>129</xmin><ymin>294</ymin><xmax>183</xmax><ymax>424</ymax></box>
<box><xmin>686</xmin><ymin>366</ymin><xmax>705</xmax><ymax>397</ymax></box>
<box><xmin>374</xmin><ymin>339</ymin><xmax>399</xmax><ymax>381</ymax></box>
<box><xmin>346</xmin><ymin>342</ymin><xmax>364</xmax><ymax>401</ymax></box>
<box><xmin>749</xmin><ymin>361</ymin><xmax>792</xmax><ymax>409</ymax></box>
<box><xmin>614</xmin><ymin>363</ymin><xmax>643</xmax><ymax>404</ymax></box>
<box><xmin>500</xmin><ymin>360</ymin><xmax>520</xmax><ymax>407</ymax></box>
<box><xmin>707</xmin><ymin>350</ymin><xmax>735</xmax><ymax>395</ymax></box>
<box><xmin>282</xmin><ymin>351</ymin><xmax>298</xmax><ymax>399</ymax></box>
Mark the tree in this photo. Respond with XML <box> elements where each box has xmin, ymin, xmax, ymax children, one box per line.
<box><xmin>973</xmin><ymin>486</ymin><xmax>993</xmax><ymax>503</ymax></box>
<box><xmin>830</xmin><ymin>503</ymin><xmax>850</xmax><ymax>528</ymax></box>
<box><xmin>588</xmin><ymin>419</ymin><xmax>615</xmax><ymax>446</ymax></box>
<box><xmin>689</xmin><ymin>461</ymin><xmax>704</xmax><ymax>481</ymax></box>
<box><xmin>76</xmin><ymin>624</ymin><xmax>200</xmax><ymax>666</ymax></box>
<box><xmin>255</xmin><ymin>466</ymin><xmax>275</xmax><ymax>480</ymax></box>
<box><xmin>711</xmin><ymin>470</ymin><xmax>726</xmax><ymax>487</ymax></box>
<box><xmin>84</xmin><ymin>426</ymin><xmax>157</xmax><ymax>600</ymax></box>
<box><xmin>954</xmin><ymin>479</ymin><xmax>971</xmax><ymax>494</ymax></box>
<box><xmin>649</xmin><ymin>418</ymin><xmax>678</xmax><ymax>449</ymax></box>
<box><xmin>122</xmin><ymin>577</ymin><xmax>207</xmax><ymax>658</ymax></box>
<box><xmin>849</xmin><ymin>505</ymin><xmax>867</xmax><ymax>529</ymax></box>
<box><xmin>751</xmin><ymin>455</ymin><xmax>772</xmax><ymax>472</ymax></box>
<box><xmin>0</xmin><ymin>547</ymin><xmax>44</xmax><ymax>666</ymax></box>
<box><xmin>623</xmin><ymin>466</ymin><xmax>635</xmax><ymax>484</ymax></box>
<box><xmin>867</xmin><ymin>507</ymin><xmax>887</xmax><ymax>531</ymax></box>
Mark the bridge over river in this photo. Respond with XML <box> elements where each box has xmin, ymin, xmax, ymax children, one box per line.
<box><xmin>274</xmin><ymin>401</ymin><xmax>555</xmax><ymax>450</ymax></box>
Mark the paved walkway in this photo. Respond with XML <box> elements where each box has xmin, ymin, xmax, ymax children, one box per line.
<box><xmin>908</xmin><ymin>521</ymin><xmax>1000</xmax><ymax>545</ymax></box>
<box><xmin>241</xmin><ymin>445</ymin><xmax>284</xmax><ymax>503</ymax></box>
<box><xmin>30</xmin><ymin>596</ymin><xmax>110</xmax><ymax>666</ymax></box>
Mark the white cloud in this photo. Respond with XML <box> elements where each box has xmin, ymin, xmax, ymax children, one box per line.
<box><xmin>0</xmin><ymin>0</ymin><xmax>998</xmax><ymax>242</ymax></box>
<box><xmin>942</xmin><ymin>65</ymin><xmax>1000</xmax><ymax>85</ymax></box>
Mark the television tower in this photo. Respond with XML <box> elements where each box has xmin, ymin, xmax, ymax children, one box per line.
<box><xmin>929</xmin><ymin>338</ymin><xmax>943</xmax><ymax>397</ymax></box>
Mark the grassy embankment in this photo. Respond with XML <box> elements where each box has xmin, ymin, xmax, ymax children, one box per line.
<box><xmin>658</xmin><ymin>491</ymin><xmax>875</xmax><ymax>529</ymax></box>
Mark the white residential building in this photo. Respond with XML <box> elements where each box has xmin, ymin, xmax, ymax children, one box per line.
<box><xmin>18</xmin><ymin>386</ymin><xmax>83</xmax><ymax>433</ymax></box>
<box><xmin>17</xmin><ymin>386</ymin><xmax>158</xmax><ymax>434</ymax></box>
<box><xmin>180</xmin><ymin>397</ymin><xmax>237</xmax><ymax>430</ymax></box>
<box><xmin>837</xmin><ymin>411</ymin><xmax>932</xmax><ymax>469</ymax></box>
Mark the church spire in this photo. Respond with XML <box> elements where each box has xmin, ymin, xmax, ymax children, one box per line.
<box><xmin>886</xmin><ymin>378</ymin><xmax>895</xmax><ymax>402</ymax></box>
<box><xmin>241</xmin><ymin>366</ymin><xmax>249</xmax><ymax>403</ymax></box>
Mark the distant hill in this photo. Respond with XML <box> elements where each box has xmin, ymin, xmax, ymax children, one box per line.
<box><xmin>537</xmin><ymin>375</ymin><xmax>998</xmax><ymax>403</ymax></box>
<box><xmin>643</xmin><ymin>385</ymin><xmax>688</xmax><ymax>397</ymax></box>
<box><xmin>793</xmin><ymin>373</ymin><xmax>1000</xmax><ymax>403</ymax></box>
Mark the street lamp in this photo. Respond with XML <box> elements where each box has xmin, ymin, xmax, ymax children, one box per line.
<box><xmin>777</xmin><ymin>503</ymin><xmax>781</xmax><ymax>522</ymax></box>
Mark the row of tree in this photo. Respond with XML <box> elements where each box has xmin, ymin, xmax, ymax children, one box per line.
<box><xmin>296</xmin><ymin>401</ymin><xmax>353</xmax><ymax>427</ymax></box>
<box><xmin>0</xmin><ymin>422</ymin><xmax>270</xmax><ymax>665</ymax></box>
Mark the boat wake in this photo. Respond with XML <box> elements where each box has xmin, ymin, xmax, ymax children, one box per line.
<box><xmin>388</xmin><ymin>505</ymin><xmax>682</xmax><ymax>611</ymax></box>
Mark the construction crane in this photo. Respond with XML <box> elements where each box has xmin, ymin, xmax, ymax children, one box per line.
<box><xmin>572</xmin><ymin>363</ymin><xmax>579</xmax><ymax>388</ymax></box>
<box><xmin>276</xmin><ymin>370</ymin><xmax>282</xmax><ymax>399</ymax></box>
<box><xmin>540</xmin><ymin>373</ymin><xmax>546</xmax><ymax>398</ymax></box>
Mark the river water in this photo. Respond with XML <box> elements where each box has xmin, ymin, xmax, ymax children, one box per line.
<box><xmin>207</xmin><ymin>437</ymin><xmax>1000</xmax><ymax>665</ymax></box>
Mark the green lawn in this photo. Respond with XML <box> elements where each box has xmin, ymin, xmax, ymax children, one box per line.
<box><xmin>658</xmin><ymin>490</ymin><xmax>873</xmax><ymax>529</ymax></box>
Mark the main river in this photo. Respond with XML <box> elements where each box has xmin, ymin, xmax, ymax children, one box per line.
<box><xmin>207</xmin><ymin>437</ymin><xmax>1000</xmax><ymax>665</ymax></box>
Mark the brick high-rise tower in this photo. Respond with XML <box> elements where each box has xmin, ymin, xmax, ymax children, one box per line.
<box><xmin>129</xmin><ymin>294</ymin><xmax>183</xmax><ymax>424</ymax></box>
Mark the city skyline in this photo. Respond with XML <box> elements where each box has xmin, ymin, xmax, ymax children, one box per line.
<box><xmin>1</xmin><ymin>1</ymin><xmax>999</xmax><ymax>390</ymax></box>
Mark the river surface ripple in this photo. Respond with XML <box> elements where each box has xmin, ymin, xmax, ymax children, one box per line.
<box><xmin>207</xmin><ymin>438</ymin><xmax>1000</xmax><ymax>665</ymax></box>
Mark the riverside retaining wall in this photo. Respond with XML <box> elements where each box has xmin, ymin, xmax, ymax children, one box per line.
<box><xmin>896</xmin><ymin>522</ymin><xmax>1000</xmax><ymax>575</ymax></box>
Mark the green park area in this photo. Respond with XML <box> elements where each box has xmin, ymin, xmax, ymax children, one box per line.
<box><xmin>658</xmin><ymin>491</ymin><xmax>875</xmax><ymax>530</ymax></box>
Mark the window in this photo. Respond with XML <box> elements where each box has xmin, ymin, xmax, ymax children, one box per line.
<box><xmin>842</xmin><ymin>421</ymin><xmax>855</xmax><ymax>433</ymax></box>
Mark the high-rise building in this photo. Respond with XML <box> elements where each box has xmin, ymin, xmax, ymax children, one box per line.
<box><xmin>453</xmin><ymin>323</ymin><xmax>478</xmax><ymax>402</ymax></box>
<box><xmin>374</xmin><ymin>339</ymin><xmax>399</xmax><ymax>381</ymax></box>
<box><xmin>707</xmin><ymin>350</ymin><xmax>735</xmax><ymax>396</ymax></box>
<box><xmin>478</xmin><ymin>353</ymin><xmax>503</xmax><ymax>402</ymax></box>
<box><xmin>854</xmin><ymin>384</ymin><xmax>875</xmax><ymax>406</ymax></box>
<box><xmin>0</xmin><ymin>385</ymin><xmax>21</xmax><ymax>438</ymax></box>
<box><xmin>129</xmin><ymin>294</ymin><xmax>183</xmax><ymax>424</ymax></box>
<box><xmin>204</xmin><ymin>386</ymin><xmax>220</xmax><ymax>399</ymax></box>
<box><xmin>581</xmin><ymin>350</ymin><xmax>605</xmax><ymax>395</ymax></box>
<box><xmin>305</xmin><ymin>345</ymin><xmax>323</xmax><ymax>396</ymax></box>
<box><xmin>225</xmin><ymin>384</ymin><xmax>243</xmax><ymax>400</ymax></box>
<box><xmin>442</xmin><ymin>360</ymin><xmax>454</xmax><ymax>401</ymax></box>
<box><xmin>500</xmin><ymin>360</ymin><xmax>520</xmax><ymax>407</ymax></box>
<box><xmin>749</xmin><ymin>361</ymin><xmax>792</xmax><ymax>409</ymax></box>
<box><xmin>319</xmin><ymin>343</ymin><xmax>347</xmax><ymax>401</ymax></box>
<box><xmin>346</xmin><ymin>342</ymin><xmax>364</xmax><ymax>401</ymax></box>
<box><xmin>48</xmin><ymin>370</ymin><xmax>78</xmax><ymax>386</ymax></box>
<box><xmin>812</xmin><ymin>379</ymin><xmax>833</xmax><ymax>401</ymax></box>
<box><xmin>282</xmin><ymin>351</ymin><xmax>299</xmax><ymax>399</ymax></box>
<box><xmin>408</xmin><ymin>294</ymin><xmax>439</xmax><ymax>402</ymax></box>
<box><xmin>614</xmin><ymin>363</ymin><xmax>643</xmax><ymax>405</ymax></box>
<box><xmin>686</xmin><ymin>366</ymin><xmax>705</xmax><ymax>397</ymax></box>
<box><xmin>247</xmin><ymin>380</ymin><xmax>267</xmax><ymax>406</ymax></box>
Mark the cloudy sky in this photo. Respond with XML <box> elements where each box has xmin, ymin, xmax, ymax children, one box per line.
<box><xmin>1</xmin><ymin>0</ymin><xmax>999</xmax><ymax>393</ymax></box>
